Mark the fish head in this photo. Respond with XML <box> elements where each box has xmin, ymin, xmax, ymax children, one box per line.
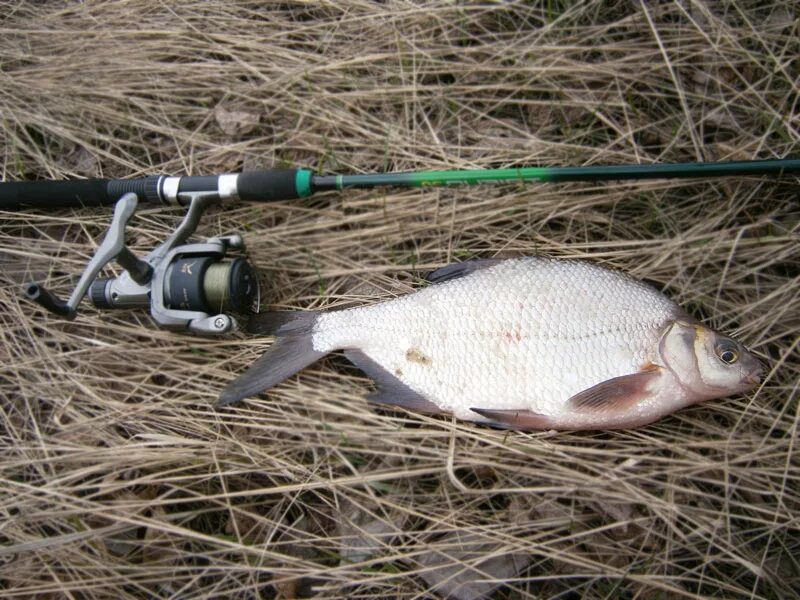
<box><xmin>659</xmin><ymin>321</ymin><xmax>764</xmax><ymax>402</ymax></box>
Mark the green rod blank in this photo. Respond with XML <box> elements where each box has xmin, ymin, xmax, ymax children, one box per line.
<box><xmin>310</xmin><ymin>158</ymin><xmax>800</xmax><ymax>192</ymax></box>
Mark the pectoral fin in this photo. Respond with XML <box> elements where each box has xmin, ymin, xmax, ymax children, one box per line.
<box><xmin>567</xmin><ymin>367</ymin><xmax>662</xmax><ymax>413</ymax></box>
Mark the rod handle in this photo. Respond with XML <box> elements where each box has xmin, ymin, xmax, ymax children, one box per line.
<box><xmin>0</xmin><ymin>177</ymin><xmax>162</xmax><ymax>210</ymax></box>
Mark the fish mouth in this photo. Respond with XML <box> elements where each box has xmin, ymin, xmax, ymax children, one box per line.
<box><xmin>742</xmin><ymin>363</ymin><xmax>765</xmax><ymax>386</ymax></box>
<box><xmin>742</xmin><ymin>373</ymin><xmax>761</xmax><ymax>386</ymax></box>
<box><xmin>742</xmin><ymin>358</ymin><xmax>767</xmax><ymax>386</ymax></box>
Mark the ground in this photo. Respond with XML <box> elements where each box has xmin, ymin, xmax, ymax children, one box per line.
<box><xmin>1</xmin><ymin>2</ymin><xmax>798</xmax><ymax>598</ymax></box>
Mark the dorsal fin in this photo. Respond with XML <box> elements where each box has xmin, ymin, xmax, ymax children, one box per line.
<box><xmin>426</xmin><ymin>259</ymin><xmax>505</xmax><ymax>284</ymax></box>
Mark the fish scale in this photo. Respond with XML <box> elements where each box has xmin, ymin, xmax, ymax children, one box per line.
<box><xmin>311</xmin><ymin>258</ymin><xmax>680</xmax><ymax>420</ymax></box>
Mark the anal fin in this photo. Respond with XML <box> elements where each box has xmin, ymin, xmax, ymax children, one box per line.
<box><xmin>344</xmin><ymin>349</ymin><xmax>445</xmax><ymax>414</ymax></box>
<box><xmin>469</xmin><ymin>408</ymin><xmax>554</xmax><ymax>430</ymax></box>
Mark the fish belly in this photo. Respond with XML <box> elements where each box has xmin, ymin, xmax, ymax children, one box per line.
<box><xmin>312</xmin><ymin>259</ymin><xmax>679</xmax><ymax>420</ymax></box>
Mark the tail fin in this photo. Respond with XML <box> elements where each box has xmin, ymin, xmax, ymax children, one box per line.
<box><xmin>217</xmin><ymin>311</ymin><xmax>325</xmax><ymax>406</ymax></box>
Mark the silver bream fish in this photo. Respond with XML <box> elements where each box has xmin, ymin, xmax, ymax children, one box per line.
<box><xmin>219</xmin><ymin>258</ymin><xmax>763</xmax><ymax>430</ymax></box>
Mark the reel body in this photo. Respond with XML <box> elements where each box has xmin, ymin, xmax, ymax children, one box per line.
<box><xmin>26</xmin><ymin>191</ymin><xmax>258</xmax><ymax>334</ymax></box>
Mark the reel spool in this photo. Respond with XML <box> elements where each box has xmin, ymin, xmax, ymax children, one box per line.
<box><xmin>163</xmin><ymin>256</ymin><xmax>257</xmax><ymax>315</ymax></box>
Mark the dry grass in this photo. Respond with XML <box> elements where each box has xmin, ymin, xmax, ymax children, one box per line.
<box><xmin>1</xmin><ymin>1</ymin><xmax>799</xmax><ymax>598</ymax></box>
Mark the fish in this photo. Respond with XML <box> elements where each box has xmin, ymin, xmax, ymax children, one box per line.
<box><xmin>218</xmin><ymin>257</ymin><xmax>764</xmax><ymax>430</ymax></box>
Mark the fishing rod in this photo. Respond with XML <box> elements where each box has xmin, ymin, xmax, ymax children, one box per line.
<box><xmin>5</xmin><ymin>158</ymin><xmax>798</xmax><ymax>334</ymax></box>
<box><xmin>2</xmin><ymin>158</ymin><xmax>798</xmax><ymax>210</ymax></box>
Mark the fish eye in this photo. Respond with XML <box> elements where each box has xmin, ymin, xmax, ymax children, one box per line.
<box><xmin>715</xmin><ymin>342</ymin><xmax>739</xmax><ymax>364</ymax></box>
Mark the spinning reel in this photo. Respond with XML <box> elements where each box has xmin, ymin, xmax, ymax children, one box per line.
<box><xmin>25</xmin><ymin>191</ymin><xmax>259</xmax><ymax>335</ymax></box>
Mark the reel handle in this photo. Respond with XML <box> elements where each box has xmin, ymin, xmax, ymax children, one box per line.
<box><xmin>25</xmin><ymin>283</ymin><xmax>74</xmax><ymax>318</ymax></box>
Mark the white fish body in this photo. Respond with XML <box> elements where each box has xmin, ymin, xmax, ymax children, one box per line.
<box><xmin>220</xmin><ymin>258</ymin><xmax>763</xmax><ymax>430</ymax></box>
<box><xmin>314</xmin><ymin>259</ymin><xmax>677</xmax><ymax>423</ymax></box>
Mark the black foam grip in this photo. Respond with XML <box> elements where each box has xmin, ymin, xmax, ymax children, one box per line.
<box><xmin>237</xmin><ymin>169</ymin><xmax>299</xmax><ymax>202</ymax></box>
<box><xmin>0</xmin><ymin>179</ymin><xmax>112</xmax><ymax>209</ymax></box>
<box><xmin>0</xmin><ymin>177</ymin><xmax>162</xmax><ymax>210</ymax></box>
